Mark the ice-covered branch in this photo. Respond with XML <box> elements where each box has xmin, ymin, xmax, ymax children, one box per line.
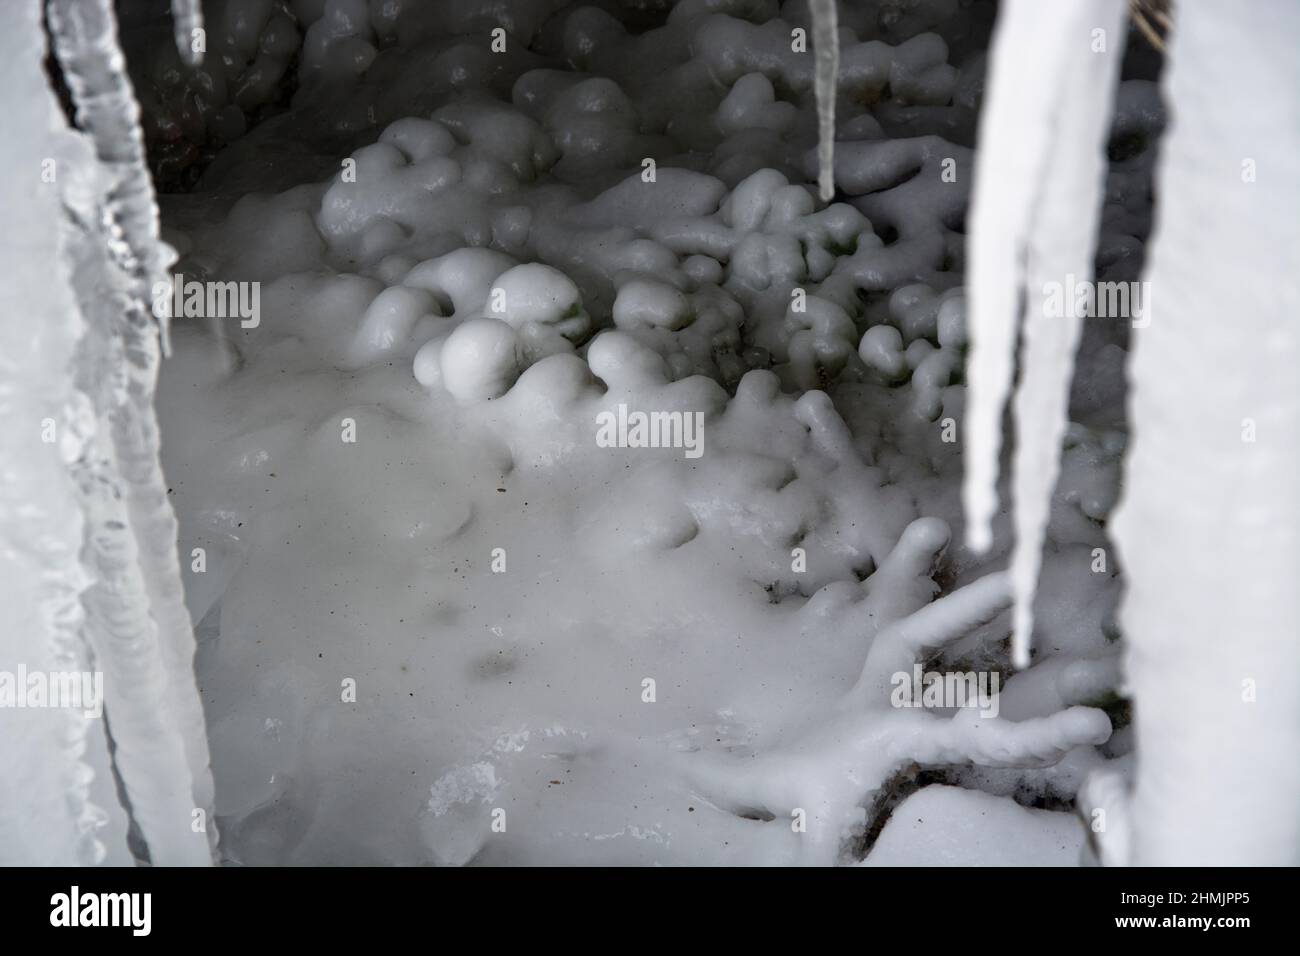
<box><xmin>685</xmin><ymin>518</ymin><xmax>1109</xmax><ymax>865</ymax></box>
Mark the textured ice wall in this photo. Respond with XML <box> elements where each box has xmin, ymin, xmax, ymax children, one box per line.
<box><xmin>1104</xmin><ymin>0</ymin><xmax>1300</xmax><ymax>865</ymax></box>
<box><xmin>0</xmin><ymin>0</ymin><xmax>118</xmax><ymax>867</ymax></box>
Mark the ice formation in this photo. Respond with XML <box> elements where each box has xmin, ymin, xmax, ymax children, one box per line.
<box><xmin>170</xmin><ymin>0</ymin><xmax>205</xmax><ymax>68</ymax></box>
<box><xmin>962</xmin><ymin>0</ymin><xmax>1126</xmax><ymax>669</ymax></box>
<box><xmin>808</xmin><ymin>0</ymin><xmax>840</xmax><ymax>202</ymax></box>
<box><xmin>964</xmin><ymin>0</ymin><xmax>1300</xmax><ymax>864</ymax></box>
<box><xmin>863</xmin><ymin>784</ymin><xmax>1086</xmax><ymax>866</ymax></box>
<box><xmin>1093</xmin><ymin>2</ymin><xmax>1300</xmax><ymax>865</ymax></box>
<box><xmin>0</xmin><ymin>0</ymin><xmax>216</xmax><ymax>865</ymax></box>
<box><xmin>1</xmin><ymin>0</ymin><xmax>110</xmax><ymax>866</ymax></box>
<box><xmin>12</xmin><ymin>0</ymin><xmax>1290</xmax><ymax>867</ymax></box>
<box><xmin>102</xmin><ymin>0</ymin><xmax>1126</xmax><ymax>865</ymax></box>
<box><xmin>2</xmin><ymin>0</ymin><xmax>1117</xmax><ymax>867</ymax></box>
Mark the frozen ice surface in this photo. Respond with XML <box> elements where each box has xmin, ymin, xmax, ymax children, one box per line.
<box><xmin>1</xmin><ymin>0</ymin><xmax>114</xmax><ymax>866</ymax></box>
<box><xmin>130</xmin><ymin>0</ymin><xmax>1133</xmax><ymax>866</ymax></box>
<box><xmin>862</xmin><ymin>785</ymin><xmax>1085</xmax><ymax>867</ymax></box>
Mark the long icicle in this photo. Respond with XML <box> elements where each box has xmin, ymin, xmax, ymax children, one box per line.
<box><xmin>962</xmin><ymin>0</ymin><xmax>1125</xmax><ymax>668</ymax></box>
<box><xmin>962</xmin><ymin>0</ymin><xmax>1071</xmax><ymax>556</ymax></box>
<box><xmin>1006</xmin><ymin>0</ymin><xmax>1127</xmax><ymax>668</ymax></box>
<box><xmin>47</xmin><ymin>0</ymin><xmax>217</xmax><ymax>864</ymax></box>
<box><xmin>809</xmin><ymin>0</ymin><xmax>839</xmax><ymax>201</ymax></box>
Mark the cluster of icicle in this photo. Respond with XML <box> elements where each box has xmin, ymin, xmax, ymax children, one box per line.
<box><xmin>965</xmin><ymin>0</ymin><xmax>1300</xmax><ymax>865</ymax></box>
<box><xmin>0</xmin><ymin>0</ymin><xmax>214</xmax><ymax>865</ymax></box>
<box><xmin>963</xmin><ymin>0</ymin><xmax>1128</xmax><ymax>672</ymax></box>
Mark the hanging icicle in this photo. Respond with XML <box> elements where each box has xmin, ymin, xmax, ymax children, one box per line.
<box><xmin>808</xmin><ymin>0</ymin><xmax>839</xmax><ymax>201</ymax></box>
<box><xmin>45</xmin><ymin>0</ymin><xmax>218</xmax><ymax>865</ymax></box>
<box><xmin>962</xmin><ymin>0</ymin><xmax>1125</xmax><ymax>669</ymax></box>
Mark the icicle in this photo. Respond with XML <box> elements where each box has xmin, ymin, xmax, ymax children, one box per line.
<box><xmin>962</xmin><ymin>0</ymin><xmax>1070</xmax><ymax>556</ymax></box>
<box><xmin>171</xmin><ymin>0</ymin><xmax>204</xmax><ymax>66</ymax></box>
<box><xmin>808</xmin><ymin>0</ymin><xmax>839</xmax><ymax>202</ymax></box>
<box><xmin>1007</xmin><ymin>0</ymin><xmax>1126</xmax><ymax>669</ymax></box>
<box><xmin>962</xmin><ymin>0</ymin><xmax>1125</xmax><ymax>668</ymax></box>
<box><xmin>47</xmin><ymin>0</ymin><xmax>217</xmax><ymax>864</ymax></box>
